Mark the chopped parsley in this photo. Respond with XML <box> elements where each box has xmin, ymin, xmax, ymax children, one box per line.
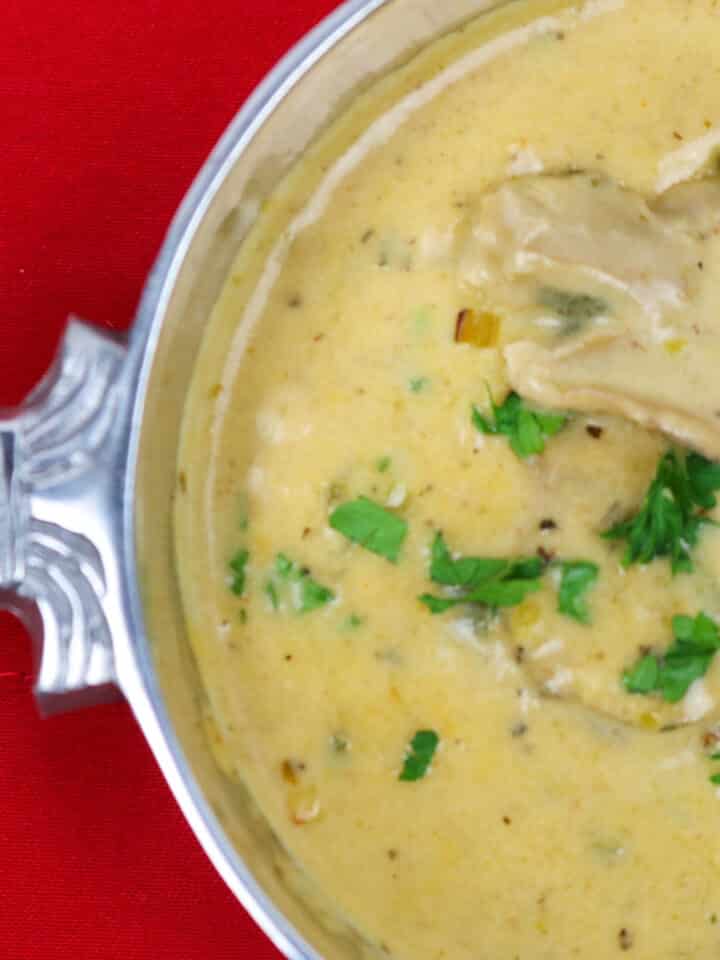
<box><xmin>557</xmin><ymin>561</ymin><xmax>599</xmax><ymax>624</ymax></box>
<box><xmin>419</xmin><ymin>531</ymin><xmax>543</xmax><ymax>614</ymax></box>
<box><xmin>538</xmin><ymin>286</ymin><xmax>609</xmax><ymax>333</ymax></box>
<box><xmin>603</xmin><ymin>451</ymin><xmax>720</xmax><ymax>574</ymax></box>
<box><xmin>298</xmin><ymin>577</ymin><xmax>335</xmax><ymax>613</ymax></box>
<box><xmin>472</xmin><ymin>389</ymin><xmax>567</xmax><ymax>459</ymax></box>
<box><xmin>330</xmin><ymin>496</ymin><xmax>408</xmax><ymax>563</ymax></box>
<box><xmin>266</xmin><ymin>554</ymin><xmax>334</xmax><ymax>614</ymax></box>
<box><xmin>331</xmin><ymin>733</ymin><xmax>350</xmax><ymax>754</ymax></box>
<box><xmin>228</xmin><ymin>549</ymin><xmax>249</xmax><ymax>596</ymax></box>
<box><xmin>264</xmin><ymin>579</ymin><xmax>279</xmax><ymax>611</ymax></box>
<box><xmin>275</xmin><ymin>553</ymin><xmax>294</xmax><ymax>578</ymax></box>
<box><xmin>343</xmin><ymin>613</ymin><xmax>364</xmax><ymax>629</ymax></box>
<box><xmin>709</xmin><ymin>747</ymin><xmax>720</xmax><ymax>784</ymax></box>
<box><xmin>409</xmin><ymin>376</ymin><xmax>430</xmax><ymax>394</ymax></box>
<box><xmin>399</xmin><ymin>730</ymin><xmax>439</xmax><ymax>782</ymax></box>
<box><xmin>623</xmin><ymin>612</ymin><xmax>720</xmax><ymax>702</ymax></box>
<box><xmin>623</xmin><ymin>654</ymin><xmax>658</xmax><ymax>694</ymax></box>
<box><xmin>376</xmin><ymin>455</ymin><xmax>392</xmax><ymax>473</ymax></box>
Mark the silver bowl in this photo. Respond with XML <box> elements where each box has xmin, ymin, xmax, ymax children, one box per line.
<box><xmin>2</xmin><ymin>1</ymin><xmax>496</xmax><ymax>955</ymax></box>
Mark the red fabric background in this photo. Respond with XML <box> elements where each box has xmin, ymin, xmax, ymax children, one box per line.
<box><xmin>0</xmin><ymin>2</ymin><xmax>339</xmax><ymax>956</ymax></box>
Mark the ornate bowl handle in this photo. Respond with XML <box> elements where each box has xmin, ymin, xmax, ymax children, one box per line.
<box><xmin>0</xmin><ymin>318</ymin><xmax>130</xmax><ymax>713</ymax></box>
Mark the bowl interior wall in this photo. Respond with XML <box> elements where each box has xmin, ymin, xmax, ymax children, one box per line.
<box><xmin>133</xmin><ymin>1</ymin><xmax>502</xmax><ymax>955</ymax></box>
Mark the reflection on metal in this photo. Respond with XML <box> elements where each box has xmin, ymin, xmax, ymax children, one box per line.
<box><xmin>0</xmin><ymin>320</ymin><xmax>126</xmax><ymax>710</ymax></box>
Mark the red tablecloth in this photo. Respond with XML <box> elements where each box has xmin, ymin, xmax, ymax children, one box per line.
<box><xmin>1</xmin><ymin>2</ymin><xmax>338</xmax><ymax>956</ymax></box>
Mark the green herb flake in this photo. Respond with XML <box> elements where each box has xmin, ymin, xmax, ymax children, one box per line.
<box><xmin>228</xmin><ymin>549</ymin><xmax>249</xmax><ymax>596</ymax></box>
<box><xmin>376</xmin><ymin>456</ymin><xmax>392</xmax><ymax>474</ymax></box>
<box><xmin>419</xmin><ymin>531</ymin><xmax>543</xmax><ymax>614</ymax></box>
<box><xmin>275</xmin><ymin>553</ymin><xmax>295</xmax><ymax>578</ymax></box>
<box><xmin>344</xmin><ymin>613</ymin><xmax>364</xmax><ymax>630</ymax></box>
<box><xmin>418</xmin><ymin>594</ymin><xmax>459</xmax><ymax>614</ymax></box>
<box><xmin>409</xmin><ymin>376</ymin><xmax>430</xmax><ymax>394</ymax></box>
<box><xmin>427</xmin><ymin>530</ymin><xmax>507</xmax><ymax>587</ymax></box>
<box><xmin>298</xmin><ymin>576</ymin><xmax>334</xmax><ymax>614</ymax></box>
<box><xmin>399</xmin><ymin>730</ymin><xmax>439</xmax><ymax>782</ymax></box>
<box><xmin>472</xmin><ymin>389</ymin><xmax>567</xmax><ymax>459</ymax></box>
<box><xmin>329</xmin><ymin>496</ymin><xmax>408</xmax><ymax>563</ymax></box>
<box><xmin>270</xmin><ymin>553</ymin><xmax>335</xmax><ymax>614</ymax></box>
<box><xmin>623</xmin><ymin>654</ymin><xmax>660</xmax><ymax>694</ymax></box>
<box><xmin>264</xmin><ymin>579</ymin><xmax>279</xmax><ymax>611</ymax></box>
<box><xmin>330</xmin><ymin>733</ymin><xmax>350</xmax><ymax>754</ymax></box>
<box><xmin>710</xmin><ymin>773</ymin><xmax>720</xmax><ymax>786</ymax></box>
<box><xmin>623</xmin><ymin>612</ymin><xmax>720</xmax><ymax>703</ymax></box>
<box><xmin>538</xmin><ymin>286</ymin><xmax>609</xmax><ymax>333</ymax></box>
<box><xmin>687</xmin><ymin>452</ymin><xmax>720</xmax><ymax>509</ymax></box>
<box><xmin>558</xmin><ymin>561</ymin><xmax>599</xmax><ymax>624</ymax></box>
<box><xmin>603</xmin><ymin>451</ymin><xmax>720</xmax><ymax>575</ymax></box>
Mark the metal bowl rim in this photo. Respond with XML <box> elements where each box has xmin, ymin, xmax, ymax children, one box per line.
<box><xmin>118</xmin><ymin>2</ymin><xmax>387</xmax><ymax>957</ymax></box>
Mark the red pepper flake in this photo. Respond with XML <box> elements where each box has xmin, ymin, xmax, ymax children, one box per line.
<box><xmin>281</xmin><ymin>759</ymin><xmax>306</xmax><ymax>784</ymax></box>
<box><xmin>455</xmin><ymin>309</ymin><xmax>470</xmax><ymax>341</ymax></box>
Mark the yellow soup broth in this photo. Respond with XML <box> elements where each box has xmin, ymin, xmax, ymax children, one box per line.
<box><xmin>177</xmin><ymin>2</ymin><xmax>720</xmax><ymax>957</ymax></box>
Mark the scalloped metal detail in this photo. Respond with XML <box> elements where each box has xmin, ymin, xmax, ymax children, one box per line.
<box><xmin>0</xmin><ymin>320</ymin><xmax>127</xmax><ymax>709</ymax></box>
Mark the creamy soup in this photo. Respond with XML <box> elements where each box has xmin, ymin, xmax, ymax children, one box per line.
<box><xmin>176</xmin><ymin>1</ymin><xmax>720</xmax><ymax>956</ymax></box>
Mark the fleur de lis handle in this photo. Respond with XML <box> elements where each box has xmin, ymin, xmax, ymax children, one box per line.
<box><xmin>0</xmin><ymin>319</ymin><xmax>129</xmax><ymax>713</ymax></box>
